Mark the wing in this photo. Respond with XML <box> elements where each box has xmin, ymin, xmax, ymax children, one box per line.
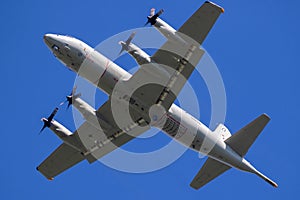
<box><xmin>78</xmin><ymin>100</ymin><xmax>149</xmax><ymax>163</ymax></box>
<box><xmin>36</xmin><ymin>143</ymin><xmax>85</xmax><ymax>180</ymax></box>
<box><xmin>121</xmin><ymin>1</ymin><xmax>223</xmax><ymax>113</ymax></box>
<box><xmin>178</xmin><ymin>1</ymin><xmax>224</xmax><ymax>45</ymax></box>
<box><xmin>37</xmin><ymin>99</ymin><xmax>149</xmax><ymax>179</ymax></box>
<box><xmin>190</xmin><ymin>157</ymin><xmax>231</xmax><ymax>190</ymax></box>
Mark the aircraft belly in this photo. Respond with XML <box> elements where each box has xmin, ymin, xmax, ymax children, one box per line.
<box><xmin>153</xmin><ymin>104</ymin><xmax>211</xmax><ymax>152</ymax></box>
<box><xmin>76</xmin><ymin>49</ymin><xmax>131</xmax><ymax>95</ymax></box>
<box><xmin>78</xmin><ymin>50</ymin><xmax>107</xmax><ymax>86</ymax></box>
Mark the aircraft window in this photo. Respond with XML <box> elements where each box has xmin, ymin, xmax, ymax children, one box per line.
<box><xmin>78</xmin><ymin>52</ymin><xmax>83</xmax><ymax>57</ymax></box>
<box><xmin>64</xmin><ymin>44</ymin><xmax>70</xmax><ymax>51</ymax></box>
<box><xmin>52</xmin><ymin>45</ymin><xmax>59</xmax><ymax>51</ymax></box>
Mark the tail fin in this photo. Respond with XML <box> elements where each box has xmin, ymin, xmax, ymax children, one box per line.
<box><xmin>225</xmin><ymin>114</ymin><xmax>270</xmax><ymax>157</ymax></box>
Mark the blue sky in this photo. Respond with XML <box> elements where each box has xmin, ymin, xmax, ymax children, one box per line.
<box><xmin>1</xmin><ymin>0</ymin><xmax>299</xmax><ymax>199</ymax></box>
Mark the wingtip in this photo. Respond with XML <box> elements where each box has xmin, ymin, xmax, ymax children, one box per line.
<box><xmin>205</xmin><ymin>1</ymin><xmax>224</xmax><ymax>13</ymax></box>
<box><xmin>261</xmin><ymin>113</ymin><xmax>271</xmax><ymax>121</ymax></box>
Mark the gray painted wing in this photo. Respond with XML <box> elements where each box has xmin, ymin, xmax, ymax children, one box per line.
<box><xmin>190</xmin><ymin>158</ymin><xmax>231</xmax><ymax>190</ymax></box>
<box><xmin>178</xmin><ymin>1</ymin><xmax>224</xmax><ymax>45</ymax></box>
<box><xmin>37</xmin><ymin>99</ymin><xmax>149</xmax><ymax>179</ymax></box>
<box><xmin>37</xmin><ymin>143</ymin><xmax>85</xmax><ymax>180</ymax></box>
<box><xmin>122</xmin><ymin>1</ymin><xmax>223</xmax><ymax>112</ymax></box>
<box><xmin>87</xmin><ymin>98</ymin><xmax>149</xmax><ymax>163</ymax></box>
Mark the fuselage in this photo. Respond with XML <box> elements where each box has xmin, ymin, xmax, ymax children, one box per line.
<box><xmin>43</xmin><ymin>33</ymin><xmax>257</xmax><ymax>173</ymax></box>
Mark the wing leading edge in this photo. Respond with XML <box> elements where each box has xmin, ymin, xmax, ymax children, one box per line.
<box><xmin>37</xmin><ymin>99</ymin><xmax>149</xmax><ymax>180</ymax></box>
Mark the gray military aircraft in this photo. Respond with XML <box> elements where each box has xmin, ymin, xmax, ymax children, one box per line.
<box><xmin>37</xmin><ymin>1</ymin><xmax>278</xmax><ymax>189</ymax></box>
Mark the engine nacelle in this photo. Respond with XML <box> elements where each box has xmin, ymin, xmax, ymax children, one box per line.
<box><xmin>119</xmin><ymin>41</ymin><xmax>151</xmax><ymax>66</ymax></box>
<box><xmin>153</xmin><ymin>18</ymin><xmax>187</xmax><ymax>46</ymax></box>
<box><xmin>72</xmin><ymin>97</ymin><xmax>112</xmax><ymax>131</ymax></box>
<box><xmin>48</xmin><ymin>120</ymin><xmax>83</xmax><ymax>151</ymax></box>
<box><xmin>49</xmin><ymin>120</ymin><xmax>72</xmax><ymax>138</ymax></box>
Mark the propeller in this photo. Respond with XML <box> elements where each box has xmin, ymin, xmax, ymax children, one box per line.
<box><xmin>145</xmin><ymin>8</ymin><xmax>164</xmax><ymax>26</ymax></box>
<box><xmin>39</xmin><ymin>107</ymin><xmax>59</xmax><ymax>134</ymax></box>
<box><xmin>60</xmin><ymin>86</ymin><xmax>81</xmax><ymax>109</ymax></box>
<box><xmin>118</xmin><ymin>32</ymin><xmax>136</xmax><ymax>55</ymax></box>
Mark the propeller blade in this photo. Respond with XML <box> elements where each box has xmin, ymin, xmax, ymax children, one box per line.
<box><xmin>39</xmin><ymin>107</ymin><xmax>58</xmax><ymax>135</ymax></box>
<box><xmin>118</xmin><ymin>43</ymin><xmax>126</xmax><ymax>55</ymax></box>
<box><xmin>47</xmin><ymin>107</ymin><xmax>58</xmax><ymax>122</ymax></box>
<box><xmin>144</xmin><ymin>20</ymin><xmax>150</xmax><ymax>26</ymax></box>
<box><xmin>65</xmin><ymin>86</ymin><xmax>81</xmax><ymax>109</ymax></box>
<box><xmin>67</xmin><ymin>104</ymin><xmax>71</xmax><ymax>109</ymax></box>
<box><xmin>39</xmin><ymin>124</ymin><xmax>47</xmax><ymax>134</ymax></box>
<box><xmin>156</xmin><ymin>9</ymin><xmax>164</xmax><ymax>17</ymax></box>
<box><xmin>125</xmin><ymin>32</ymin><xmax>136</xmax><ymax>46</ymax></box>
<box><xmin>119</xmin><ymin>32</ymin><xmax>136</xmax><ymax>55</ymax></box>
<box><xmin>59</xmin><ymin>100</ymin><xmax>67</xmax><ymax>106</ymax></box>
<box><xmin>71</xmin><ymin>86</ymin><xmax>77</xmax><ymax>96</ymax></box>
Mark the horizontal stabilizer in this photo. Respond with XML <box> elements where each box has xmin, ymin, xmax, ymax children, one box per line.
<box><xmin>190</xmin><ymin>158</ymin><xmax>231</xmax><ymax>190</ymax></box>
<box><xmin>225</xmin><ymin>114</ymin><xmax>270</xmax><ymax>157</ymax></box>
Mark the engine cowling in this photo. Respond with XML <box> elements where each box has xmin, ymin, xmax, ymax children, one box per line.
<box><xmin>119</xmin><ymin>41</ymin><xmax>151</xmax><ymax>66</ymax></box>
<box><xmin>47</xmin><ymin>120</ymin><xmax>83</xmax><ymax>151</ymax></box>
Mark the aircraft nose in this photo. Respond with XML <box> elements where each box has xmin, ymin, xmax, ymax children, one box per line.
<box><xmin>43</xmin><ymin>33</ymin><xmax>60</xmax><ymax>48</ymax></box>
<box><xmin>44</xmin><ymin>34</ymin><xmax>54</xmax><ymax>47</ymax></box>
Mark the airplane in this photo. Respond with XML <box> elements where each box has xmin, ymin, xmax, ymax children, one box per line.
<box><xmin>37</xmin><ymin>1</ymin><xmax>278</xmax><ymax>189</ymax></box>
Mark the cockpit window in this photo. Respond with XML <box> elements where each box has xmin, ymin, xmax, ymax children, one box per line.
<box><xmin>64</xmin><ymin>44</ymin><xmax>70</xmax><ymax>51</ymax></box>
<box><xmin>52</xmin><ymin>45</ymin><xmax>59</xmax><ymax>51</ymax></box>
